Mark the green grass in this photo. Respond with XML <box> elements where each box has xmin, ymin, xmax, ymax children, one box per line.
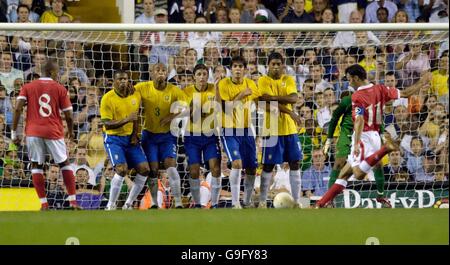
<box><xmin>0</xmin><ymin>209</ymin><xmax>447</xmax><ymax>245</ymax></box>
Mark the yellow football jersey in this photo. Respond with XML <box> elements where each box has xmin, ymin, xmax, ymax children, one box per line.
<box><xmin>218</xmin><ymin>77</ymin><xmax>260</xmax><ymax>129</ymax></box>
<box><xmin>183</xmin><ymin>84</ymin><xmax>218</xmax><ymax>134</ymax></box>
<box><xmin>430</xmin><ymin>70</ymin><xmax>449</xmax><ymax>97</ymax></box>
<box><xmin>135</xmin><ymin>81</ymin><xmax>186</xmax><ymax>134</ymax></box>
<box><xmin>258</xmin><ymin>75</ymin><xmax>297</xmax><ymax>136</ymax></box>
<box><xmin>100</xmin><ymin>89</ymin><xmax>141</xmax><ymax>136</ymax></box>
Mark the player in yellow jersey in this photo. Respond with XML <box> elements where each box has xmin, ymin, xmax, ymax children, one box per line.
<box><xmin>218</xmin><ymin>56</ymin><xmax>260</xmax><ymax>209</ymax></box>
<box><xmin>100</xmin><ymin>70</ymin><xmax>151</xmax><ymax>210</ymax></box>
<box><xmin>183</xmin><ymin>64</ymin><xmax>222</xmax><ymax>208</ymax></box>
<box><xmin>258</xmin><ymin>52</ymin><xmax>302</xmax><ymax>208</ymax></box>
<box><xmin>134</xmin><ymin>63</ymin><xmax>186</xmax><ymax>209</ymax></box>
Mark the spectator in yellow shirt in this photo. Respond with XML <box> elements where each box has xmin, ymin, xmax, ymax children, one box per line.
<box><xmin>358</xmin><ymin>44</ymin><xmax>377</xmax><ymax>82</ymax></box>
<box><xmin>430</xmin><ymin>53</ymin><xmax>448</xmax><ymax>100</ymax></box>
<box><xmin>40</xmin><ymin>0</ymin><xmax>73</xmax><ymax>23</ymax></box>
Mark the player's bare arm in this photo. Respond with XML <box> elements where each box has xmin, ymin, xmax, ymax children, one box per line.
<box><xmin>11</xmin><ymin>98</ymin><xmax>26</xmax><ymax>145</ymax></box>
<box><xmin>102</xmin><ymin>112</ymin><xmax>138</xmax><ymax>130</ymax></box>
<box><xmin>278</xmin><ymin>103</ymin><xmax>301</xmax><ymax>126</ymax></box>
<box><xmin>259</xmin><ymin>93</ymin><xmax>298</xmax><ymax>104</ymax></box>
<box><xmin>63</xmin><ymin>109</ymin><xmax>75</xmax><ymax>141</ymax></box>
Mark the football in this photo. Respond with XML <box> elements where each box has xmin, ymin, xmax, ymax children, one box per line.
<box><xmin>273</xmin><ymin>192</ymin><xmax>295</xmax><ymax>209</ymax></box>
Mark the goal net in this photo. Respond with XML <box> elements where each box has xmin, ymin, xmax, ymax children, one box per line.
<box><xmin>0</xmin><ymin>24</ymin><xmax>448</xmax><ymax>210</ymax></box>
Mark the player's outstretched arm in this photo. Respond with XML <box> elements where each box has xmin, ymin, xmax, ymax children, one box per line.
<box><xmin>12</xmin><ymin>98</ymin><xmax>26</xmax><ymax>144</ymax></box>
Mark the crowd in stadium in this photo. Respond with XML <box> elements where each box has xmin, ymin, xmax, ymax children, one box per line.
<box><xmin>0</xmin><ymin>0</ymin><xmax>448</xmax><ymax>209</ymax></box>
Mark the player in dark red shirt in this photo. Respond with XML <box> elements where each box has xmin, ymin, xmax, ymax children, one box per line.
<box><xmin>12</xmin><ymin>61</ymin><xmax>80</xmax><ymax>210</ymax></box>
<box><xmin>316</xmin><ymin>64</ymin><xmax>431</xmax><ymax>208</ymax></box>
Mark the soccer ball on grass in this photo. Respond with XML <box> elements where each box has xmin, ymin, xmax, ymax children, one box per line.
<box><xmin>273</xmin><ymin>192</ymin><xmax>295</xmax><ymax>209</ymax></box>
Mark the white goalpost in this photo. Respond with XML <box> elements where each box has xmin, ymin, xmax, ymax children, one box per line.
<box><xmin>0</xmin><ymin>23</ymin><xmax>448</xmax><ymax>210</ymax></box>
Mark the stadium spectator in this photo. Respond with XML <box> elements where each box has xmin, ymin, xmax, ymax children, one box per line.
<box><xmin>241</xmin><ymin>0</ymin><xmax>278</xmax><ymax>23</ymax></box>
<box><xmin>365</xmin><ymin>0</ymin><xmax>397</xmax><ymax>23</ymax></box>
<box><xmin>427</xmin><ymin>0</ymin><xmax>449</xmax><ymax>23</ymax></box>
<box><xmin>64</xmin><ymin>41</ymin><xmax>95</xmax><ymax>82</ymax></box>
<box><xmin>45</xmin><ymin>163</ymin><xmax>67</xmax><ymax>209</ymax></box>
<box><xmin>430</xmin><ymin>53</ymin><xmax>448</xmax><ymax>101</ymax></box>
<box><xmin>384</xmin><ymin>150</ymin><xmax>411</xmax><ymax>182</ymax></box>
<box><xmin>74</xmin><ymin>86</ymin><xmax>100</xmax><ymax>135</ymax></box>
<box><xmin>149</xmin><ymin>31</ymin><xmax>180</xmax><ymax>66</ymax></box>
<box><xmin>135</xmin><ymin>0</ymin><xmax>155</xmax><ymax>23</ymax></box>
<box><xmin>78</xmin><ymin>115</ymin><xmax>106</xmax><ymax>169</ymax></box>
<box><xmin>310</xmin><ymin>0</ymin><xmax>327</xmax><ymax>23</ymax></box>
<box><xmin>302</xmin><ymin>148</ymin><xmax>330</xmax><ymax>197</ymax></box>
<box><xmin>315</xmin><ymin>90</ymin><xmax>331</xmax><ymax>129</ymax></box>
<box><xmin>395</xmin><ymin>43</ymin><xmax>430</xmax><ymax>88</ymax></box>
<box><xmin>298</xmin><ymin>118</ymin><xmax>315</xmax><ymax>171</ymax></box>
<box><xmin>206</xmin><ymin>3</ymin><xmax>229</xmax><ymax>24</ymax></box>
<box><xmin>376</xmin><ymin>6</ymin><xmax>389</xmax><ymax>23</ymax></box>
<box><xmin>59</xmin><ymin>50</ymin><xmax>90</xmax><ymax>86</ymax></box>
<box><xmin>358</xmin><ymin>44</ymin><xmax>378</xmax><ymax>82</ymax></box>
<box><xmin>188</xmin><ymin>17</ymin><xmax>218</xmax><ymax>60</ymax></box>
<box><xmin>309</xmin><ymin>62</ymin><xmax>333</xmax><ymax>93</ymax></box>
<box><xmin>333</xmin><ymin>54</ymin><xmax>355</xmax><ymax>94</ymax></box>
<box><xmin>397</xmin><ymin>0</ymin><xmax>421</xmax><ymax>22</ymax></box>
<box><xmin>329</xmin><ymin>0</ymin><xmax>365</xmax><ymax>24</ymax></box>
<box><xmin>0</xmin><ymin>84</ymin><xmax>13</xmax><ymax>119</ymax></box>
<box><xmin>321</xmin><ymin>7</ymin><xmax>335</xmax><ymax>23</ymax></box>
<box><xmin>408</xmin><ymin>148</ymin><xmax>438</xmax><ymax>182</ymax></box>
<box><xmin>0</xmin><ymin>51</ymin><xmax>24</xmax><ymax>95</ymax></box>
<box><xmin>282</xmin><ymin>0</ymin><xmax>314</xmax><ymax>23</ymax></box>
<box><xmin>392</xmin><ymin>9</ymin><xmax>409</xmax><ymax>23</ymax></box>
<box><xmin>75</xmin><ymin>165</ymin><xmax>104</xmax><ymax>209</ymax></box>
<box><xmin>15</xmin><ymin>4</ymin><xmax>30</xmax><ymax>23</ymax></box>
<box><xmin>23</xmin><ymin>52</ymin><xmax>46</xmax><ymax>81</ymax></box>
<box><xmin>332</xmin><ymin>10</ymin><xmax>381</xmax><ymax>49</ymax></box>
<box><xmin>295</xmin><ymin>48</ymin><xmax>317</xmax><ymax>91</ymax></box>
<box><xmin>168</xmin><ymin>0</ymin><xmax>204</xmax><ymax>23</ymax></box>
<box><xmin>40</xmin><ymin>0</ymin><xmax>73</xmax><ymax>23</ymax></box>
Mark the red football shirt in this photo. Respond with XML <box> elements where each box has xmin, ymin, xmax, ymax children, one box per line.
<box><xmin>18</xmin><ymin>78</ymin><xmax>72</xmax><ymax>139</ymax></box>
<box><xmin>351</xmin><ymin>83</ymin><xmax>400</xmax><ymax>132</ymax></box>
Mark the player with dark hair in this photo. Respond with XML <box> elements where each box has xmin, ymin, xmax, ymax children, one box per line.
<box><xmin>100</xmin><ymin>70</ymin><xmax>151</xmax><ymax>210</ymax></box>
<box><xmin>218</xmin><ymin>56</ymin><xmax>260</xmax><ymax>209</ymax></box>
<box><xmin>258</xmin><ymin>52</ymin><xmax>302</xmax><ymax>208</ymax></box>
<box><xmin>182</xmin><ymin>63</ymin><xmax>222</xmax><ymax>208</ymax></box>
<box><xmin>323</xmin><ymin>91</ymin><xmax>392</xmax><ymax>207</ymax></box>
<box><xmin>316</xmin><ymin>64</ymin><xmax>431</xmax><ymax>208</ymax></box>
<box><xmin>12</xmin><ymin>60</ymin><xmax>79</xmax><ymax>210</ymax></box>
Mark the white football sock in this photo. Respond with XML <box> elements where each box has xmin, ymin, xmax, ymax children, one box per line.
<box><xmin>125</xmin><ymin>174</ymin><xmax>147</xmax><ymax>206</ymax></box>
<box><xmin>107</xmin><ymin>173</ymin><xmax>124</xmax><ymax>208</ymax></box>
<box><xmin>230</xmin><ymin>168</ymin><xmax>242</xmax><ymax>206</ymax></box>
<box><xmin>210</xmin><ymin>176</ymin><xmax>222</xmax><ymax>206</ymax></box>
<box><xmin>289</xmin><ymin>170</ymin><xmax>301</xmax><ymax>202</ymax></box>
<box><xmin>167</xmin><ymin>167</ymin><xmax>182</xmax><ymax>207</ymax></box>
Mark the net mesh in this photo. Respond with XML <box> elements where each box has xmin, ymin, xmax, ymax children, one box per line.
<box><xmin>0</xmin><ymin>28</ymin><xmax>448</xmax><ymax>209</ymax></box>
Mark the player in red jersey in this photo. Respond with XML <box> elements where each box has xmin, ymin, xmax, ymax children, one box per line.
<box><xmin>12</xmin><ymin>61</ymin><xmax>80</xmax><ymax>210</ymax></box>
<box><xmin>316</xmin><ymin>64</ymin><xmax>431</xmax><ymax>208</ymax></box>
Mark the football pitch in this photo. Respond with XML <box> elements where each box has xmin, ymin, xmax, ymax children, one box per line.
<box><xmin>0</xmin><ymin>209</ymin><xmax>447</xmax><ymax>245</ymax></box>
